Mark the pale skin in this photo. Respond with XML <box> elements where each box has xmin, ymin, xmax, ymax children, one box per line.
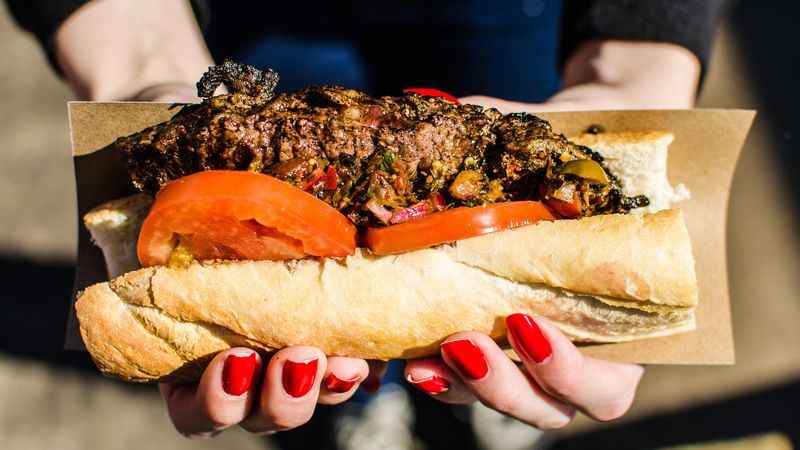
<box><xmin>56</xmin><ymin>0</ymin><xmax>699</xmax><ymax>437</ymax></box>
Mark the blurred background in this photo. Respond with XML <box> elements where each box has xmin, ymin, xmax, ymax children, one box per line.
<box><xmin>1</xmin><ymin>1</ymin><xmax>798</xmax><ymax>449</ymax></box>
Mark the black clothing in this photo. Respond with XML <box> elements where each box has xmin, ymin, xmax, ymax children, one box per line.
<box><xmin>7</xmin><ymin>0</ymin><xmax>725</xmax><ymax>85</ymax></box>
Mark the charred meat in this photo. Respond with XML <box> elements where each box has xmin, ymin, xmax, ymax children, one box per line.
<box><xmin>119</xmin><ymin>60</ymin><xmax>648</xmax><ymax>225</ymax></box>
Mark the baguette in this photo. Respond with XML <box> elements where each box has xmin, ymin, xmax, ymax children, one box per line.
<box><xmin>76</xmin><ymin>209</ymin><xmax>695</xmax><ymax>382</ymax></box>
<box><xmin>76</xmin><ymin>131</ymin><xmax>697</xmax><ymax>382</ymax></box>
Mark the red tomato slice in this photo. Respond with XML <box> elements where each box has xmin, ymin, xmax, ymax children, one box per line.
<box><xmin>363</xmin><ymin>201</ymin><xmax>557</xmax><ymax>255</ymax></box>
<box><xmin>403</xmin><ymin>87</ymin><xmax>460</xmax><ymax>104</ymax></box>
<box><xmin>137</xmin><ymin>171</ymin><xmax>357</xmax><ymax>266</ymax></box>
<box><xmin>544</xmin><ymin>194</ymin><xmax>582</xmax><ymax>218</ymax></box>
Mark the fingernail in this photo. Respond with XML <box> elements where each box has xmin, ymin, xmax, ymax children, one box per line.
<box><xmin>361</xmin><ymin>374</ymin><xmax>381</xmax><ymax>393</ymax></box>
<box><xmin>282</xmin><ymin>359</ymin><xmax>319</xmax><ymax>397</ymax></box>
<box><xmin>222</xmin><ymin>353</ymin><xmax>258</xmax><ymax>396</ymax></box>
<box><xmin>506</xmin><ymin>313</ymin><xmax>552</xmax><ymax>363</ymax></box>
<box><xmin>407</xmin><ymin>375</ymin><xmax>450</xmax><ymax>395</ymax></box>
<box><xmin>324</xmin><ymin>373</ymin><xmax>360</xmax><ymax>393</ymax></box>
<box><xmin>440</xmin><ymin>340</ymin><xmax>489</xmax><ymax>380</ymax></box>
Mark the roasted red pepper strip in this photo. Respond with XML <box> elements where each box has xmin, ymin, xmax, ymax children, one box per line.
<box><xmin>544</xmin><ymin>192</ymin><xmax>582</xmax><ymax>218</ymax></box>
<box><xmin>403</xmin><ymin>88</ymin><xmax>460</xmax><ymax>104</ymax></box>
<box><xmin>430</xmin><ymin>192</ymin><xmax>446</xmax><ymax>211</ymax></box>
<box><xmin>539</xmin><ymin>184</ymin><xmax>582</xmax><ymax>218</ymax></box>
<box><xmin>324</xmin><ymin>166</ymin><xmax>338</xmax><ymax>190</ymax></box>
<box><xmin>303</xmin><ymin>168</ymin><xmax>325</xmax><ymax>192</ymax></box>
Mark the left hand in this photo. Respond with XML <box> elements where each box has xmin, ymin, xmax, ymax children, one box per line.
<box><xmin>159</xmin><ymin>346</ymin><xmax>384</xmax><ymax>438</ymax></box>
<box><xmin>404</xmin><ymin>314</ymin><xmax>644</xmax><ymax>429</ymax></box>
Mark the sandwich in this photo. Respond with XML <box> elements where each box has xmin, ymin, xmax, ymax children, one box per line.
<box><xmin>75</xmin><ymin>61</ymin><xmax>697</xmax><ymax>382</ymax></box>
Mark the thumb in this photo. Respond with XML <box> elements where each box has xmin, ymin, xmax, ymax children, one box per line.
<box><xmin>130</xmin><ymin>82</ymin><xmax>200</xmax><ymax>102</ymax></box>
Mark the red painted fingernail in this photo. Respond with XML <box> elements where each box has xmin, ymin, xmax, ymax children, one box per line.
<box><xmin>506</xmin><ymin>314</ymin><xmax>552</xmax><ymax>363</ymax></box>
<box><xmin>222</xmin><ymin>353</ymin><xmax>258</xmax><ymax>396</ymax></box>
<box><xmin>324</xmin><ymin>373</ymin><xmax>360</xmax><ymax>393</ymax></box>
<box><xmin>408</xmin><ymin>375</ymin><xmax>450</xmax><ymax>395</ymax></box>
<box><xmin>282</xmin><ymin>359</ymin><xmax>319</xmax><ymax>397</ymax></box>
<box><xmin>361</xmin><ymin>374</ymin><xmax>381</xmax><ymax>393</ymax></box>
<box><xmin>440</xmin><ymin>340</ymin><xmax>489</xmax><ymax>380</ymax></box>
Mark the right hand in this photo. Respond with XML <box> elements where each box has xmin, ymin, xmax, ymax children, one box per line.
<box><xmin>159</xmin><ymin>346</ymin><xmax>382</xmax><ymax>438</ymax></box>
<box><xmin>405</xmin><ymin>315</ymin><xmax>644</xmax><ymax>429</ymax></box>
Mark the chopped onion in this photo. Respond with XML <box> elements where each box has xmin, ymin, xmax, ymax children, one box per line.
<box><xmin>389</xmin><ymin>201</ymin><xmax>432</xmax><ymax>224</ymax></box>
<box><xmin>553</xmin><ymin>183</ymin><xmax>576</xmax><ymax>202</ymax></box>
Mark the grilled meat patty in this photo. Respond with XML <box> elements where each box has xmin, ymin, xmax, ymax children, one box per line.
<box><xmin>119</xmin><ymin>61</ymin><xmax>648</xmax><ymax>225</ymax></box>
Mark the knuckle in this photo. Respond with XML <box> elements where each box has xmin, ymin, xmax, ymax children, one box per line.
<box><xmin>535</xmin><ymin>413</ymin><xmax>573</xmax><ymax>431</ymax></box>
<box><xmin>204</xmin><ymin>411</ymin><xmax>239</xmax><ymax>430</ymax></box>
<box><xmin>488</xmin><ymin>395</ymin><xmax>525</xmax><ymax>418</ymax></box>
<box><xmin>592</xmin><ymin>397</ymin><xmax>634</xmax><ymax>422</ymax></box>
<box><xmin>199</xmin><ymin>402</ymin><xmax>241</xmax><ymax>430</ymax></box>
<box><xmin>263</xmin><ymin>410</ymin><xmax>313</xmax><ymax>432</ymax></box>
<box><xmin>546</xmin><ymin>374</ymin><xmax>580</xmax><ymax>400</ymax></box>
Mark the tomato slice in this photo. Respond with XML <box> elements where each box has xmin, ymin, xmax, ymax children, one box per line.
<box><xmin>363</xmin><ymin>201</ymin><xmax>557</xmax><ymax>255</ymax></box>
<box><xmin>137</xmin><ymin>171</ymin><xmax>357</xmax><ymax>266</ymax></box>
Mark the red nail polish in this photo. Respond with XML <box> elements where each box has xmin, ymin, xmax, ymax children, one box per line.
<box><xmin>441</xmin><ymin>340</ymin><xmax>489</xmax><ymax>380</ymax></box>
<box><xmin>361</xmin><ymin>374</ymin><xmax>381</xmax><ymax>393</ymax></box>
<box><xmin>324</xmin><ymin>373</ymin><xmax>360</xmax><ymax>393</ymax></box>
<box><xmin>408</xmin><ymin>375</ymin><xmax>450</xmax><ymax>395</ymax></box>
<box><xmin>282</xmin><ymin>359</ymin><xmax>319</xmax><ymax>397</ymax></box>
<box><xmin>222</xmin><ymin>353</ymin><xmax>257</xmax><ymax>396</ymax></box>
<box><xmin>506</xmin><ymin>313</ymin><xmax>552</xmax><ymax>363</ymax></box>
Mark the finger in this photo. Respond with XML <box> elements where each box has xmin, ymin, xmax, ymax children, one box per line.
<box><xmin>160</xmin><ymin>348</ymin><xmax>261</xmax><ymax>437</ymax></box>
<box><xmin>132</xmin><ymin>82</ymin><xmax>200</xmax><ymax>102</ymax></box>
<box><xmin>404</xmin><ymin>357</ymin><xmax>475</xmax><ymax>404</ymax></box>
<box><xmin>459</xmin><ymin>95</ymin><xmax>603</xmax><ymax>114</ymax></box>
<box><xmin>318</xmin><ymin>357</ymin><xmax>369</xmax><ymax>404</ymax></box>
<box><xmin>240</xmin><ymin>346</ymin><xmax>326</xmax><ymax>434</ymax></box>
<box><xmin>506</xmin><ymin>314</ymin><xmax>645</xmax><ymax>421</ymax></box>
<box><xmin>458</xmin><ymin>95</ymin><xmax>548</xmax><ymax>114</ymax></box>
<box><xmin>440</xmin><ymin>332</ymin><xmax>575</xmax><ymax>430</ymax></box>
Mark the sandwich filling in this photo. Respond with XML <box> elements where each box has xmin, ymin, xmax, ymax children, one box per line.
<box><xmin>110</xmin><ymin>61</ymin><xmax>667</xmax><ymax>267</ymax></box>
<box><xmin>119</xmin><ymin>60</ymin><xmax>648</xmax><ymax>229</ymax></box>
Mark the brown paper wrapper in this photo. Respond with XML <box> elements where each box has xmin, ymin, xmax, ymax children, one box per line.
<box><xmin>66</xmin><ymin>102</ymin><xmax>754</xmax><ymax>364</ymax></box>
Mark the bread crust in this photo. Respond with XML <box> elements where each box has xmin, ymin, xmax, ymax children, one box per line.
<box><xmin>449</xmin><ymin>209</ymin><xmax>697</xmax><ymax>307</ymax></box>
<box><xmin>76</xmin><ymin>209</ymin><xmax>696</xmax><ymax>382</ymax></box>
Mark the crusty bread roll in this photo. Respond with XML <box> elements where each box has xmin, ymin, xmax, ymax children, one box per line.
<box><xmin>571</xmin><ymin>131</ymin><xmax>690</xmax><ymax>214</ymax></box>
<box><xmin>76</xmin><ymin>131</ymin><xmax>697</xmax><ymax>382</ymax></box>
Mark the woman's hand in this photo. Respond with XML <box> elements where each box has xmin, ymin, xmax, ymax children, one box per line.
<box><xmin>55</xmin><ymin>0</ymin><xmax>213</xmax><ymax>101</ymax></box>
<box><xmin>460</xmin><ymin>40</ymin><xmax>701</xmax><ymax>113</ymax></box>
<box><xmin>159</xmin><ymin>346</ymin><xmax>380</xmax><ymax>438</ymax></box>
<box><xmin>405</xmin><ymin>314</ymin><xmax>644</xmax><ymax>429</ymax></box>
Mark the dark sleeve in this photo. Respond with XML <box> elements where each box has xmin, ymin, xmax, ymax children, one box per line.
<box><xmin>559</xmin><ymin>0</ymin><xmax>728</xmax><ymax>80</ymax></box>
<box><xmin>5</xmin><ymin>0</ymin><xmax>89</xmax><ymax>69</ymax></box>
